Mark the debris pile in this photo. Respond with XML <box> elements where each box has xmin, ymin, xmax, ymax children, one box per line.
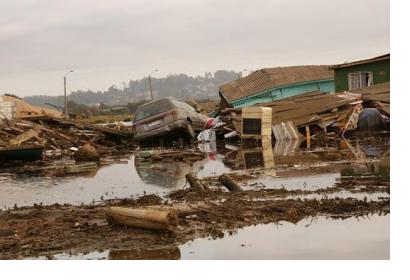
<box><xmin>347</xmin><ymin>82</ymin><xmax>390</xmax><ymax>117</ymax></box>
<box><xmin>0</xmin><ymin>116</ymin><xmax>134</xmax><ymax>160</ymax></box>
<box><xmin>213</xmin><ymin>91</ymin><xmax>361</xmax><ymax>140</ymax></box>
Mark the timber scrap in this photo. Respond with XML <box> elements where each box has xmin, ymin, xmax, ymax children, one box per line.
<box><xmin>0</xmin><ymin>116</ymin><xmax>134</xmax><ymax>157</ymax></box>
<box><xmin>217</xmin><ymin>91</ymin><xmax>359</xmax><ymax>139</ymax></box>
<box><xmin>345</xmin><ymin>82</ymin><xmax>390</xmax><ymax>117</ymax></box>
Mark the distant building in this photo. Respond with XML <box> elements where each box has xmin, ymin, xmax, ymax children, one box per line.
<box><xmin>330</xmin><ymin>53</ymin><xmax>390</xmax><ymax>92</ymax></box>
<box><xmin>219</xmin><ymin>65</ymin><xmax>334</xmax><ymax>108</ymax></box>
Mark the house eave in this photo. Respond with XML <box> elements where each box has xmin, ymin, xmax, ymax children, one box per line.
<box><xmin>225</xmin><ymin>78</ymin><xmax>334</xmax><ymax>105</ymax></box>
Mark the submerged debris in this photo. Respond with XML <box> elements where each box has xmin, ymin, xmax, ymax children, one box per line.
<box><xmin>73</xmin><ymin>143</ymin><xmax>100</xmax><ymax>162</ymax></box>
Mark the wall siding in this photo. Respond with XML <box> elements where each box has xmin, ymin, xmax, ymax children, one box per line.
<box><xmin>231</xmin><ymin>80</ymin><xmax>335</xmax><ymax>108</ymax></box>
<box><xmin>334</xmin><ymin>59</ymin><xmax>390</xmax><ymax>92</ymax></box>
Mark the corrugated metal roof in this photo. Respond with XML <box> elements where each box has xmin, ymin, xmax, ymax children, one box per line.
<box><xmin>220</xmin><ymin>65</ymin><xmax>333</xmax><ymax>102</ymax></box>
<box><xmin>329</xmin><ymin>53</ymin><xmax>390</xmax><ymax>70</ymax></box>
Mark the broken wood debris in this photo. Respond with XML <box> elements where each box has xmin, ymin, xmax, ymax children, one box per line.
<box><xmin>136</xmin><ymin>149</ymin><xmax>206</xmax><ymax>163</ymax></box>
<box><xmin>346</xmin><ymin>82</ymin><xmax>390</xmax><ymax>117</ymax></box>
<box><xmin>215</xmin><ymin>91</ymin><xmax>362</xmax><ymax>141</ymax></box>
<box><xmin>0</xmin><ymin>116</ymin><xmax>134</xmax><ymax>160</ymax></box>
<box><xmin>218</xmin><ymin>174</ymin><xmax>243</xmax><ymax>192</ymax></box>
<box><xmin>186</xmin><ymin>172</ymin><xmax>208</xmax><ymax>191</ymax></box>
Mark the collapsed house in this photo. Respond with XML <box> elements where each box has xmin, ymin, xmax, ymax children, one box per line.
<box><xmin>214</xmin><ymin>91</ymin><xmax>360</xmax><ymax>141</ymax></box>
<box><xmin>212</xmin><ymin>54</ymin><xmax>390</xmax><ymax>141</ymax></box>
<box><xmin>346</xmin><ymin>82</ymin><xmax>389</xmax><ymax>117</ymax></box>
<box><xmin>330</xmin><ymin>54</ymin><xmax>390</xmax><ymax>129</ymax></box>
<box><xmin>218</xmin><ymin>65</ymin><xmax>334</xmax><ymax>108</ymax></box>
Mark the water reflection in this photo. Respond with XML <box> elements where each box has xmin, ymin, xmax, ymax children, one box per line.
<box><xmin>224</xmin><ymin>139</ymin><xmax>276</xmax><ymax>176</ymax></box>
<box><xmin>273</xmin><ymin>139</ymin><xmax>302</xmax><ymax>156</ymax></box>
<box><xmin>0</xmin><ymin>133</ymin><xmax>390</xmax><ymax>208</ymax></box>
<box><xmin>179</xmin><ymin>214</ymin><xmax>389</xmax><ymax>260</ymax></box>
<box><xmin>134</xmin><ymin>155</ymin><xmax>207</xmax><ymax>189</ymax></box>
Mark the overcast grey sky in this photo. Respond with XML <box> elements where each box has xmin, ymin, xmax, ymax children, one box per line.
<box><xmin>0</xmin><ymin>0</ymin><xmax>389</xmax><ymax>97</ymax></box>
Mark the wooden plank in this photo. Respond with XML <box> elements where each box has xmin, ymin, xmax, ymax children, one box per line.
<box><xmin>362</xmin><ymin>93</ymin><xmax>390</xmax><ymax>103</ymax></box>
<box><xmin>9</xmin><ymin>129</ymin><xmax>39</xmax><ymax>146</ymax></box>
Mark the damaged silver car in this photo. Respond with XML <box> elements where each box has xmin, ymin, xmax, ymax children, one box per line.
<box><xmin>132</xmin><ymin>97</ymin><xmax>208</xmax><ymax>141</ymax></box>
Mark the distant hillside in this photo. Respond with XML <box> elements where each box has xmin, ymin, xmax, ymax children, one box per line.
<box><xmin>24</xmin><ymin>70</ymin><xmax>239</xmax><ymax>108</ymax></box>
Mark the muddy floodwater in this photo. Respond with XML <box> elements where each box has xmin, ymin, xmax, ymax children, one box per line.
<box><xmin>0</xmin><ymin>132</ymin><xmax>390</xmax><ymax>259</ymax></box>
<box><xmin>0</xmin><ymin>154</ymin><xmax>231</xmax><ymax>209</ymax></box>
<box><xmin>180</xmin><ymin>214</ymin><xmax>389</xmax><ymax>260</ymax></box>
<box><xmin>27</xmin><ymin>214</ymin><xmax>389</xmax><ymax>260</ymax></box>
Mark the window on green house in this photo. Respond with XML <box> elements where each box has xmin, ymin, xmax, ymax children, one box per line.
<box><xmin>348</xmin><ymin>71</ymin><xmax>373</xmax><ymax>90</ymax></box>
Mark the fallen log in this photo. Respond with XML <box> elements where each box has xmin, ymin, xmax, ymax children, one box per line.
<box><xmin>186</xmin><ymin>172</ymin><xmax>207</xmax><ymax>191</ymax></box>
<box><xmin>218</xmin><ymin>174</ymin><xmax>243</xmax><ymax>192</ymax></box>
<box><xmin>105</xmin><ymin>207</ymin><xmax>179</xmax><ymax>232</ymax></box>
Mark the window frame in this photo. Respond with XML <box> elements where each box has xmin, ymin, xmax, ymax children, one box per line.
<box><xmin>348</xmin><ymin>71</ymin><xmax>373</xmax><ymax>90</ymax></box>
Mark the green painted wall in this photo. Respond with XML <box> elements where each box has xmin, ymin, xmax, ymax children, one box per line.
<box><xmin>230</xmin><ymin>79</ymin><xmax>335</xmax><ymax>108</ymax></box>
<box><xmin>334</xmin><ymin>59</ymin><xmax>390</xmax><ymax>92</ymax></box>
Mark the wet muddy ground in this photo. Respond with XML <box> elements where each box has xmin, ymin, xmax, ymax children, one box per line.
<box><xmin>0</xmin><ymin>132</ymin><xmax>389</xmax><ymax>259</ymax></box>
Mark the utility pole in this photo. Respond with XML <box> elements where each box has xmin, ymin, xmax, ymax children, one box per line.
<box><xmin>63</xmin><ymin>70</ymin><xmax>73</xmax><ymax>118</ymax></box>
<box><xmin>148</xmin><ymin>69</ymin><xmax>158</xmax><ymax>101</ymax></box>
<box><xmin>64</xmin><ymin>76</ymin><xmax>67</xmax><ymax>117</ymax></box>
<box><xmin>149</xmin><ymin>75</ymin><xmax>153</xmax><ymax>101</ymax></box>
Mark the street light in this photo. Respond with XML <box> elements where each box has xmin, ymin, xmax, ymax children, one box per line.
<box><xmin>64</xmin><ymin>70</ymin><xmax>74</xmax><ymax>118</ymax></box>
<box><xmin>148</xmin><ymin>69</ymin><xmax>158</xmax><ymax>101</ymax></box>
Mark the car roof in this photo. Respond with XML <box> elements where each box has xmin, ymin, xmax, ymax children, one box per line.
<box><xmin>137</xmin><ymin>97</ymin><xmax>185</xmax><ymax>109</ymax></box>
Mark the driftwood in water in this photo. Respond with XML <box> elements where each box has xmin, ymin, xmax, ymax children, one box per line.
<box><xmin>186</xmin><ymin>172</ymin><xmax>208</xmax><ymax>191</ymax></box>
<box><xmin>105</xmin><ymin>207</ymin><xmax>179</xmax><ymax>232</ymax></box>
<box><xmin>218</xmin><ymin>174</ymin><xmax>243</xmax><ymax>192</ymax></box>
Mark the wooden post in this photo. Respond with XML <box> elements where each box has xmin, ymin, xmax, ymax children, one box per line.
<box><xmin>218</xmin><ymin>174</ymin><xmax>243</xmax><ymax>192</ymax></box>
<box><xmin>186</xmin><ymin>172</ymin><xmax>207</xmax><ymax>191</ymax></box>
<box><xmin>64</xmin><ymin>76</ymin><xmax>67</xmax><ymax>118</ymax></box>
<box><xmin>305</xmin><ymin>125</ymin><xmax>311</xmax><ymax>149</ymax></box>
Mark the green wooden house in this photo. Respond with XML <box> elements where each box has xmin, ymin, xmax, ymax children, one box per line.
<box><xmin>219</xmin><ymin>65</ymin><xmax>334</xmax><ymax>108</ymax></box>
<box><xmin>330</xmin><ymin>53</ymin><xmax>390</xmax><ymax>92</ymax></box>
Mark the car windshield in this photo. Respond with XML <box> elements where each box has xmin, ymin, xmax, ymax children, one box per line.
<box><xmin>134</xmin><ymin>99</ymin><xmax>173</xmax><ymax>121</ymax></box>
